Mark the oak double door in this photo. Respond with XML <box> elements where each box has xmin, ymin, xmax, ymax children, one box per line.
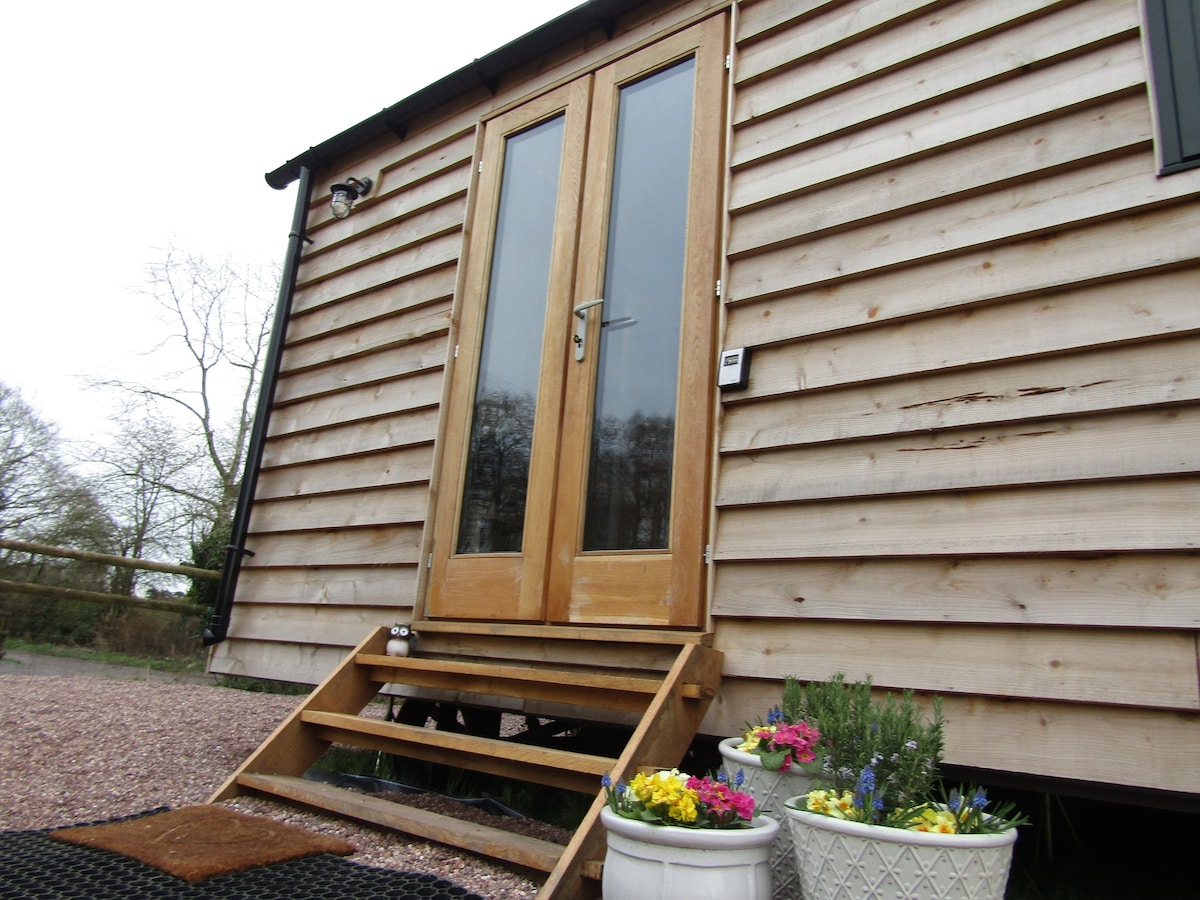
<box><xmin>428</xmin><ymin>17</ymin><xmax>725</xmax><ymax>627</ymax></box>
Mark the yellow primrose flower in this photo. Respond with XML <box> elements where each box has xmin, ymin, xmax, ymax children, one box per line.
<box><xmin>737</xmin><ymin>726</ymin><xmax>774</xmax><ymax>754</ymax></box>
<box><xmin>804</xmin><ymin>790</ymin><xmax>854</xmax><ymax>819</ymax></box>
<box><xmin>908</xmin><ymin>808</ymin><xmax>958</xmax><ymax>834</ymax></box>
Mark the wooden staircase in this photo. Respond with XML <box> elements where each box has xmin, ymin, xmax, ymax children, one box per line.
<box><xmin>210</xmin><ymin>624</ymin><xmax>723</xmax><ymax>898</ymax></box>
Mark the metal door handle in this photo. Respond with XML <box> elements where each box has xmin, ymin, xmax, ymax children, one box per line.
<box><xmin>572</xmin><ymin>298</ymin><xmax>604</xmax><ymax>361</ymax></box>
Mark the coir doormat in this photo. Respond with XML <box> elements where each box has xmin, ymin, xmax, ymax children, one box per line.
<box><xmin>49</xmin><ymin>805</ymin><xmax>354</xmax><ymax>882</ymax></box>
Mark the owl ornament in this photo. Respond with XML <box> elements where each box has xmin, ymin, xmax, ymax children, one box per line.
<box><xmin>386</xmin><ymin>623</ymin><xmax>417</xmax><ymax>657</ymax></box>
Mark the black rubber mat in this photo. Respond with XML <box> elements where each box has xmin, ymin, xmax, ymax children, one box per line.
<box><xmin>0</xmin><ymin>811</ymin><xmax>484</xmax><ymax>900</ymax></box>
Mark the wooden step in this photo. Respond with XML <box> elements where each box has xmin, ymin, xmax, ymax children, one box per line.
<box><xmin>211</xmin><ymin>625</ymin><xmax>724</xmax><ymax>899</ymax></box>
<box><xmin>410</xmin><ymin>620</ymin><xmax>711</xmax><ymax>645</ymax></box>
<box><xmin>300</xmin><ymin>710</ymin><xmax>618</xmax><ymax>794</ymax></box>
<box><xmin>357</xmin><ymin>654</ymin><xmax>696</xmax><ymax>713</ymax></box>
<box><xmin>237</xmin><ymin>773</ymin><xmax>566</xmax><ymax>873</ymax></box>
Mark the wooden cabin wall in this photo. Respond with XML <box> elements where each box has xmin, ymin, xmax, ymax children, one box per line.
<box><xmin>707</xmin><ymin>0</ymin><xmax>1200</xmax><ymax>794</ymax></box>
<box><xmin>207</xmin><ymin>0</ymin><xmax>728</xmax><ymax>684</ymax></box>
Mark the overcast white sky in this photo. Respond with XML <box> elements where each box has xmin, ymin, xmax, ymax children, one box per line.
<box><xmin>0</xmin><ymin>0</ymin><xmax>578</xmax><ymax>443</ymax></box>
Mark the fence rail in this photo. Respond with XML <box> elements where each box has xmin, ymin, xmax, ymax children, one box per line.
<box><xmin>0</xmin><ymin>538</ymin><xmax>220</xmax><ymax>613</ymax></box>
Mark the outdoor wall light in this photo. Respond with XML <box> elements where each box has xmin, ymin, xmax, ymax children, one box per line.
<box><xmin>329</xmin><ymin>176</ymin><xmax>373</xmax><ymax>219</ymax></box>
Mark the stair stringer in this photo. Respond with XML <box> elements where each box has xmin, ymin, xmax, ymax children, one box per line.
<box><xmin>538</xmin><ymin>639</ymin><xmax>724</xmax><ymax>899</ymax></box>
<box><xmin>210</xmin><ymin>626</ymin><xmax>390</xmax><ymax>802</ymax></box>
<box><xmin>206</xmin><ymin>626</ymin><xmax>724</xmax><ymax>900</ymax></box>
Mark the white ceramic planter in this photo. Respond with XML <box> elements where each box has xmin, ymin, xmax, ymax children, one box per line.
<box><xmin>600</xmin><ymin>806</ymin><xmax>779</xmax><ymax>900</ymax></box>
<box><xmin>719</xmin><ymin>736</ymin><xmax>815</xmax><ymax>900</ymax></box>
<box><xmin>783</xmin><ymin>802</ymin><xmax>1018</xmax><ymax>900</ymax></box>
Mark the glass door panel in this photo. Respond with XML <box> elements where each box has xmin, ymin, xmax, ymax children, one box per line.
<box><xmin>583</xmin><ymin>58</ymin><xmax>695</xmax><ymax>552</ymax></box>
<box><xmin>427</xmin><ymin>80</ymin><xmax>590</xmax><ymax>621</ymax></box>
<box><xmin>457</xmin><ymin>116</ymin><xmax>565</xmax><ymax>555</ymax></box>
<box><xmin>549</xmin><ymin>17</ymin><xmax>726</xmax><ymax>626</ymax></box>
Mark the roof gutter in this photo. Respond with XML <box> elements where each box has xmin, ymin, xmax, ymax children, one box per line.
<box><xmin>264</xmin><ymin>0</ymin><xmax>644</xmax><ymax>189</ymax></box>
<box><xmin>204</xmin><ymin>165</ymin><xmax>314</xmax><ymax>646</ymax></box>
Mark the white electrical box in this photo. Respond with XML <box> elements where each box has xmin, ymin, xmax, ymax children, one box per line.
<box><xmin>717</xmin><ymin>347</ymin><xmax>750</xmax><ymax>391</ymax></box>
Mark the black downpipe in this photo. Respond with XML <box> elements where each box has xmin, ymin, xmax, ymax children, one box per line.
<box><xmin>204</xmin><ymin>166</ymin><xmax>314</xmax><ymax>646</ymax></box>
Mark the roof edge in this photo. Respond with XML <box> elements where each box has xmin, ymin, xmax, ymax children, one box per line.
<box><xmin>264</xmin><ymin>0</ymin><xmax>644</xmax><ymax>190</ymax></box>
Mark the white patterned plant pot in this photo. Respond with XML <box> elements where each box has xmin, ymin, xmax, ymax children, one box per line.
<box><xmin>600</xmin><ymin>806</ymin><xmax>779</xmax><ymax>900</ymax></box>
<box><xmin>783</xmin><ymin>803</ymin><xmax>1018</xmax><ymax>900</ymax></box>
<box><xmin>719</xmin><ymin>736</ymin><xmax>815</xmax><ymax>900</ymax></box>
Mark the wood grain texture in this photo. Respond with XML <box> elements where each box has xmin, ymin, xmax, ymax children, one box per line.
<box><xmin>707</xmin><ymin>682</ymin><xmax>1200</xmax><ymax>793</ymax></box>
<box><xmin>710</xmin><ymin>554</ymin><xmax>1200</xmax><ymax>628</ymax></box>
<box><xmin>713</xmin><ymin>618</ymin><xmax>1200</xmax><ymax>709</ymax></box>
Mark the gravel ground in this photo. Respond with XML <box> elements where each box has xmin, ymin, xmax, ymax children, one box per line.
<box><xmin>0</xmin><ymin>674</ymin><xmax>545</xmax><ymax>899</ymax></box>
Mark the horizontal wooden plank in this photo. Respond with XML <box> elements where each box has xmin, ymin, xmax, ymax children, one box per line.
<box><xmin>706</xmin><ymin>683</ymin><xmax>1200</xmax><ymax>793</ymax></box>
<box><xmin>266</xmin><ymin>371</ymin><xmax>443</xmax><ymax>438</ymax></box>
<box><xmin>357</xmin><ymin>654</ymin><xmax>662</xmax><ymax>712</ymax></box>
<box><xmin>305</xmin><ymin>129</ymin><xmax>476</xmax><ymax>234</ymax></box>
<box><xmin>306</xmin><ymin>166</ymin><xmax>467</xmax><ymax>251</ymax></box>
<box><xmin>735</xmin><ymin>0</ymin><xmax>839</xmax><ymax>44</ymax></box>
<box><xmin>734</xmin><ymin>0</ymin><xmax>1133</xmax><ymax>151</ymax></box>
<box><xmin>235</xmin><ymin>774</ymin><xmax>565</xmax><ymax>874</ymax></box>
<box><xmin>732</xmin><ymin>33</ymin><xmax>1144</xmax><ymax>197</ymax></box>
<box><xmin>713</xmin><ymin>619</ymin><xmax>1200</xmax><ymax>709</ymax></box>
<box><xmin>240</xmin><ymin>524</ymin><xmax>424</xmax><ymax>567</ymax></box>
<box><xmin>735</xmin><ymin>268</ymin><xmax>1200</xmax><ymax>400</ymax></box>
<box><xmin>711</xmin><ymin>553</ymin><xmax>1200</xmax><ymax>628</ymax></box>
<box><xmin>226</xmin><ymin>604</ymin><xmax>406</xmax><ymax>647</ymax></box>
<box><xmin>285</xmin><ymin>267</ymin><xmax>457</xmax><ymax>345</ymax></box>
<box><xmin>292</xmin><ymin>231</ymin><xmax>462</xmax><ymax>314</ymax></box>
<box><xmin>410</xmin><ymin>629</ymin><xmax>696</xmax><ymax>676</ymax></box>
<box><xmin>730</xmin><ymin>94</ymin><xmax>1151</xmax><ymax>257</ymax></box>
<box><xmin>298</xmin><ymin>197</ymin><xmax>467</xmax><ymax>287</ymax></box>
<box><xmin>413</xmin><ymin>620</ymin><xmax>711</xmax><ymax>645</ymax></box>
<box><xmin>247</xmin><ymin>484</ymin><xmax>430</xmax><ymax>534</ymax></box>
<box><xmin>206</xmin><ymin>637</ymin><xmax>343</xmax><ymax>686</ymax></box>
<box><xmin>281</xmin><ymin>301</ymin><xmax>452</xmax><ymax>374</ymax></box>
<box><xmin>720</xmin><ymin>334</ymin><xmax>1200</xmax><ymax>452</ymax></box>
<box><xmin>234</xmin><ymin>566</ymin><xmax>419</xmax><ymax>609</ymax></box>
<box><xmin>713</xmin><ymin>478</ymin><xmax>1200</xmax><ymax>559</ymax></box>
<box><xmin>262</xmin><ymin>409</ymin><xmax>439</xmax><ymax>468</ymax></box>
<box><xmin>730</xmin><ymin>152</ymin><xmax>1200</xmax><ymax>304</ymax></box>
<box><xmin>302</xmin><ymin>710</ymin><xmax>615</xmax><ymax>794</ymax></box>
<box><xmin>376</xmin><ymin>129</ymin><xmax>476</xmax><ymax>194</ymax></box>
<box><xmin>724</xmin><ymin>202</ymin><xmax>1200</xmax><ymax>349</ymax></box>
<box><xmin>274</xmin><ymin>336</ymin><xmax>448</xmax><ymax>405</ymax></box>
<box><xmin>735</xmin><ymin>0</ymin><xmax>948</xmax><ymax>86</ymax></box>
<box><xmin>256</xmin><ymin>446</ymin><xmax>434</xmax><ymax>500</ymax></box>
<box><xmin>718</xmin><ymin>407</ymin><xmax>1200</xmax><ymax>506</ymax></box>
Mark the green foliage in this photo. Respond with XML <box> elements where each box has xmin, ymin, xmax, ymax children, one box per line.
<box><xmin>779</xmin><ymin>673</ymin><xmax>806</xmax><ymax>723</ymax></box>
<box><xmin>94</xmin><ymin>606</ymin><xmax>205</xmax><ymax>660</ymax></box>
<box><xmin>2</xmin><ymin>595</ymin><xmax>107</xmax><ymax>646</ymax></box>
<box><xmin>186</xmin><ymin>521</ymin><xmax>230</xmax><ymax>610</ymax></box>
<box><xmin>800</xmin><ymin>673</ymin><xmax>945</xmax><ymax>819</ymax></box>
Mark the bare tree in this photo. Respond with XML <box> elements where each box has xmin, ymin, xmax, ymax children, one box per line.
<box><xmin>0</xmin><ymin>382</ymin><xmax>111</xmax><ymax>547</ymax></box>
<box><xmin>0</xmin><ymin>381</ymin><xmax>114</xmax><ymax>593</ymax></box>
<box><xmin>91</xmin><ymin>246</ymin><xmax>277</xmax><ymax>538</ymax></box>
<box><xmin>84</xmin><ymin>408</ymin><xmax>208</xmax><ymax>595</ymax></box>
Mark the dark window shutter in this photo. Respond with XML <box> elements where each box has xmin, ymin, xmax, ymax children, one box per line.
<box><xmin>1145</xmin><ymin>0</ymin><xmax>1200</xmax><ymax>173</ymax></box>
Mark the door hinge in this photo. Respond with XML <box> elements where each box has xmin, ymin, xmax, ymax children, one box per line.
<box><xmin>454</xmin><ymin>344</ymin><xmax>459</xmax><ymax>358</ymax></box>
<box><xmin>427</xmin><ymin>553</ymin><xmax>433</xmax><ymax>569</ymax></box>
<box><xmin>725</xmin><ymin>53</ymin><xmax>732</xmax><ymax>71</ymax></box>
<box><xmin>715</xmin><ymin>279</ymin><xmax>723</xmax><ymax>299</ymax></box>
<box><xmin>478</xmin><ymin>160</ymin><xmax>484</xmax><ymax>174</ymax></box>
<box><xmin>703</xmin><ymin>543</ymin><xmax>712</xmax><ymax>564</ymax></box>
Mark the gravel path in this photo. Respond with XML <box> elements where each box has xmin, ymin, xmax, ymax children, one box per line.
<box><xmin>0</xmin><ymin>671</ymin><xmax>543</xmax><ymax>899</ymax></box>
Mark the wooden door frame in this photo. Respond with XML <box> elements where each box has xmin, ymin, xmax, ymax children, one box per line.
<box><xmin>418</xmin><ymin>13</ymin><xmax>728</xmax><ymax>630</ymax></box>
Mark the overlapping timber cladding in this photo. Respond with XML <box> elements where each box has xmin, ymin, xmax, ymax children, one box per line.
<box><xmin>210</xmin><ymin>0</ymin><xmax>1200</xmax><ymax>801</ymax></box>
